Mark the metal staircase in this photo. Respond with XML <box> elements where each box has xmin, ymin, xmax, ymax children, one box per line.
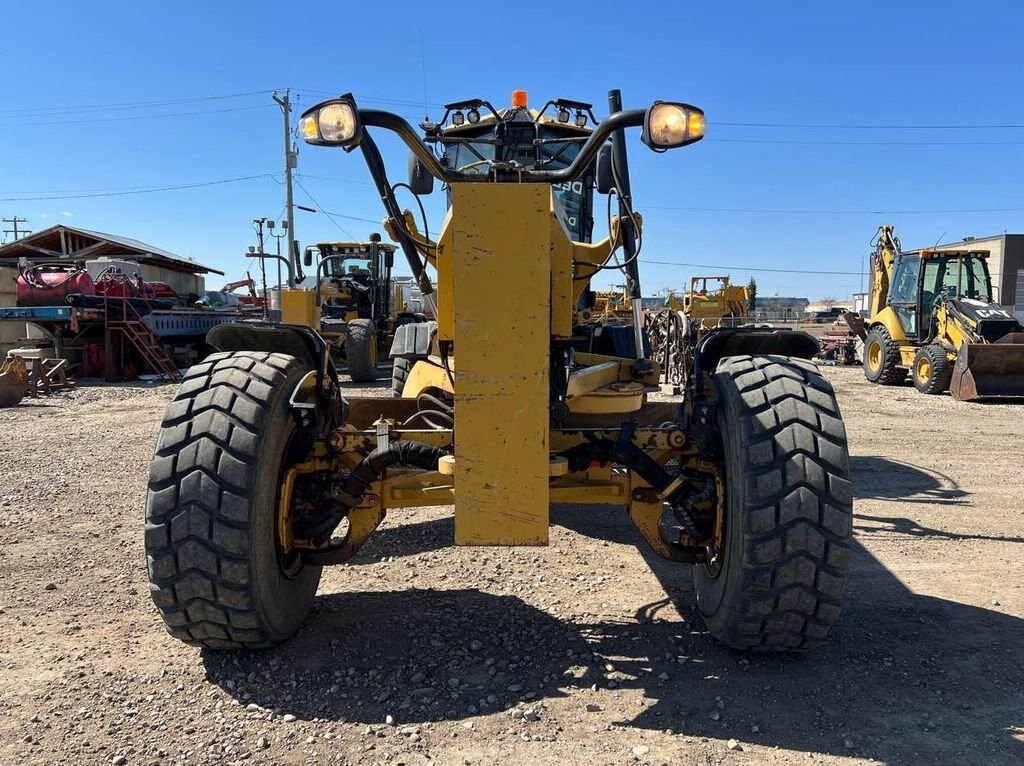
<box><xmin>102</xmin><ymin>281</ymin><xmax>180</xmax><ymax>382</ymax></box>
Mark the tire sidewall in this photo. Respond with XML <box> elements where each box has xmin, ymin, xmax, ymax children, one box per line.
<box><xmin>693</xmin><ymin>370</ymin><xmax>747</xmax><ymax>633</ymax></box>
<box><xmin>863</xmin><ymin>329</ymin><xmax>886</xmax><ymax>382</ymax></box>
<box><xmin>250</xmin><ymin>360</ymin><xmax>322</xmax><ymax>640</ymax></box>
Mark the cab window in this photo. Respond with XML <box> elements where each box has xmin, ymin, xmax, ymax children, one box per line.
<box><xmin>922</xmin><ymin>256</ymin><xmax>991</xmax><ymax>303</ymax></box>
<box><xmin>889</xmin><ymin>255</ymin><xmax>921</xmax><ymax>304</ymax></box>
<box><xmin>889</xmin><ymin>255</ymin><xmax>921</xmax><ymax>337</ymax></box>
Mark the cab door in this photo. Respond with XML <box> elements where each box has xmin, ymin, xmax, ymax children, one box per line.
<box><xmin>888</xmin><ymin>254</ymin><xmax>922</xmax><ymax>340</ymax></box>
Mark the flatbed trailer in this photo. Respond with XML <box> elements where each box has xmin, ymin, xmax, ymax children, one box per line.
<box><xmin>0</xmin><ymin>304</ymin><xmax>246</xmax><ymax>379</ymax></box>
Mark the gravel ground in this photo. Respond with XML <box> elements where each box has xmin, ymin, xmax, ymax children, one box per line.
<box><xmin>1</xmin><ymin>366</ymin><xmax>1023</xmax><ymax>765</ymax></box>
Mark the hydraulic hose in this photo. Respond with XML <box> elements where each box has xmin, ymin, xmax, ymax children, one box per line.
<box><xmin>295</xmin><ymin>440</ymin><xmax>446</xmax><ymax>543</ymax></box>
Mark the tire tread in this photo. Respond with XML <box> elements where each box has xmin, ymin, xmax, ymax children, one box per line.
<box><xmin>145</xmin><ymin>351</ymin><xmax>305</xmax><ymax>649</ymax></box>
<box><xmin>704</xmin><ymin>355</ymin><xmax>853</xmax><ymax>651</ymax></box>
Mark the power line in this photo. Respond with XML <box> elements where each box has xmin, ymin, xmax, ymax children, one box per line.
<box><xmin>707</xmin><ymin>137</ymin><xmax>1024</xmax><ymax>146</ymax></box>
<box><xmin>0</xmin><ymin>173</ymin><xmax>276</xmax><ymax>201</ymax></box>
<box><xmin>715</xmin><ymin>121</ymin><xmax>1024</xmax><ymax>130</ymax></box>
<box><xmin>0</xmin><ymin>104</ymin><xmax>274</xmax><ymax>126</ymax></box>
<box><xmin>644</xmin><ymin>204</ymin><xmax>1024</xmax><ymax>215</ymax></box>
<box><xmin>0</xmin><ymin>89</ymin><xmax>280</xmax><ymax>117</ymax></box>
<box><xmin>293</xmin><ymin>176</ymin><xmax>357</xmax><ymax>240</ymax></box>
<box><xmin>642</xmin><ymin>259</ymin><xmax>861</xmax><ymax>275</ymax></box>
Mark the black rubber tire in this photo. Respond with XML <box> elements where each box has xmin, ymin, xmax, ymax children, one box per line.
<box><xmin>693</xmin><ymin>355</ymin><xmax>853</xmax><ymax>651</ymax></box>
<box><xmin>863</xmin><ymin>326</ymin><xmax>904</xmax><ymax>385</ymax></box>
<box><xmin>145</xmin><ymin>351</ymin><xmax>323</xmax><ymax>649</ymax></box>
<box><xmin>392</xmin><ymin>356</ymin><xmax>413</xmax><ymax>398</ymax></box>
<box><xmin>911</xmin><ymin>344</ymin><xmax>953</xmax><ymax>394</ymax></box>
<box><xmin>346</xmin><ymin>319</ymin><xmax>379</xmax><ymax>383</ymax></box>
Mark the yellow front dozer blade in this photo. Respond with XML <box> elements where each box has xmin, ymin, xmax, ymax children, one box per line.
<box><xmin>949</xmin><ymin>333</ymin><xmax>1024</xmax><ymax>401</ymax></box>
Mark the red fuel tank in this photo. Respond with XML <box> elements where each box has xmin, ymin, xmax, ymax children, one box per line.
<box><xmin>16</xmin><ymin>265</ymin><xmax>96</xmax><ymax>306</ymax></box>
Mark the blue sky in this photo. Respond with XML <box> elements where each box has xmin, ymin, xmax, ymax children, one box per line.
<box><xmin>2</xmin><ymin>0</ymin><xmax>1023</xmax><ymax>299</ymax></box>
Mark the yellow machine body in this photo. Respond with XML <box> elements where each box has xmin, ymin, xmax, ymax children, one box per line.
<box><xmin>681</xmin><ymin>275</ymin><xmax>749</xmax><ymax>328</ymax></box>
<box><xmin>280</xmin><ymin>289</ymin><xmax>319</xmax><ymax>328</ymax></box>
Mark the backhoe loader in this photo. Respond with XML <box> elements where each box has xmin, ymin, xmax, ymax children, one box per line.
<box><xmin>862</xmin><ymin>225</ymin><xmax>1024</xmax><ymax>400</ymax></box>
<box><xmin>144</xmin><ymin>90</ymin><xmax>853</xmax><ymax>653</ymax></box>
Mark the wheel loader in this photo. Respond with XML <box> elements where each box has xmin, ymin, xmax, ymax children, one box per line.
<box><xmin>144</xmin><ymin>89</ymin><xmax>853</xmax><ymax>653</ymax></box>
<box><xmin>862</xmin><ymin>225</ymin><xmax>1024</xmax><ymax>400</ymax></box>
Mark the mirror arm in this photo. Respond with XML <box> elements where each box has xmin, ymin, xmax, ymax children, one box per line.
<box><xmin>358</xmin><ymin>131</ymin><xmax>435</xmax><ymax>299</ymax></box>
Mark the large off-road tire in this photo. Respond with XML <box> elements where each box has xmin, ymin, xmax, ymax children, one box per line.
<box><xmin>912</xmin><ymin>344</ymin><xmax>952</xmax><ymax>395</ymax></box>
<box><xmin>346</xmin><ymin>319</ymin><xmax>379</xmax><ymax>383</ymax></box>
<box><xmin>863</xmin><ymin>326</ymin><xmax>904</xmax><ymax>385</ymax></box>
<box><xmin>693</xmin><ymin>355</ymin><xmax>853</xmax><ymax>651</ymax></box>
<box><xmin>145</xmin><ymin>351</ymin><xmax>323</xmax><ymax>649</ymax></box>
<box><xmin>391</xmin><ymin>356</ymin><xmax>412</xmax><ymax>398</ymax></box>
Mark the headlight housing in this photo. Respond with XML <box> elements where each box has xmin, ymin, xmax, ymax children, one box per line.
<box><xmin>642</xmin><ymin>102</ymin><xmax>705</xmax><ymax>149</ymax></box>
<box><xmin>299</xmin><ymin>94</ymin><xmax>362</xmax><ymax>148</ymax></box>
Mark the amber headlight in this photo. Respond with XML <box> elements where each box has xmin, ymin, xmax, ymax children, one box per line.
<box><xmin>299</xmin><ymin>95</ymin><xmax>362</xmax><ymax>148</ymax></box>
<box><xmin>642</xmin><ymin>102</ymin><xmax>706</xmax><ymax>149</ymax></box>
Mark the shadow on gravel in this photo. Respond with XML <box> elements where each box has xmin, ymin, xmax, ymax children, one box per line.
<box><xmin>203</xmin><ymin>505</ymin><xmax>1024</xmax><ymax>765</ymax></box>
<box><xmin>851</xmin><ymin>455</ymin><xmax>970</xmax><ymax>505</ymax></box>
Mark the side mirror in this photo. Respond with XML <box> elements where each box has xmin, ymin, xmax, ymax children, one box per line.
<box><xmin>384</xmin><ymin>249</ymin><xmax>395</xmax><ymax>269</ymax></box>
<box><xmin>303</xmin><ymin>247</ymin><xmax>314</xmax><ymax>268</ymax></box>
<box><xmin>595</xmin><ymin>144</ymin><xmax>614</xmax><ymax>194</ymax></box>
<box><xmin>408</xmin><ymin>152</ymin><xmax>435</xmax><ymax>195</ymax></box>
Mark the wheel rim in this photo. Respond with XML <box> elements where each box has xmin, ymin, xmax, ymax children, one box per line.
<box><xmin>916</xmin><ymin>355</ymin><xmax>931</xmax><ymax>383</ymax></box>
<box><xmin>704</xmin><ymin>471</ymin><xmax>727</xmax><ymax>578</ymax></box>
<box><xmin>370</xmin><ymin>335</ymin><xmax>378</xmax><ymax>366</ymax></box>
<box><xmin>867</xmin><ymin>340</ymin><xmax>882</xmax><ymax>372</ymax></box>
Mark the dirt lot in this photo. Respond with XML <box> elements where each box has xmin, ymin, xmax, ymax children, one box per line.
<box><xmin>1</xmin><ymin>366</ymin><xmax>1022</xmax><ymax>765</ymax></box>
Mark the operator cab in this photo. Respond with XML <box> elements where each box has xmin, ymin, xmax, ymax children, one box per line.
<box><xmin>432</xmin><ymin>96</ymin><xmax>597</xmax><ymax>243</ymax></box>
<box><xmin>887</xmin><ymin>249</ymin><xmax>993</xmax><ymax>340</ymax></box>
<box><xmin>313</xmin><ymin>241</ymin><xmax>395</xmax><ymax>322</ymax></box>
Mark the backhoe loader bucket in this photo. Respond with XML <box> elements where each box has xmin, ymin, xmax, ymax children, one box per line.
<box><xmin>0</xmin><ymin>355</ymin><xmax>29</xmax><ymax>408</ymax></box>
<box><xmin>949</xmin><ymin>333</ymin><xmax>1024</xmax><ymax>401</ymax></box>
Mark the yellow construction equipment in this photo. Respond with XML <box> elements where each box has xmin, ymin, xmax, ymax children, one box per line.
<box><xmin>144</xmin><ymin>89</ymin><xmax>852</xmax><ymax>653</ymax></box>
<box><xmin>648</xmin><ymin>275</ymin><xmax>750</xmax><ymax>388</ymax></box>
<box><xmin>674</xmin><ymin>275</ymin><xmax>749</xmax><ymax>329</ymax></box>
<box><xmin>862</xmin><ymin>225</ymin><xmax>1024</xmax><ymax>400</ymax></box>
<box><xmin>247</xmin><ymin>235</ymin><xmax>427</xmax><ymax>382</ymax></box>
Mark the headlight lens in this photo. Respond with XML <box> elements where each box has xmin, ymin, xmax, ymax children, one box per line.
<box><xmin>317</xmin><ymin>102</ymin><xmax>358</xmax><ymax>144</ymax></box>
<box><xmin>643</xmin><ymin>102</ymin><xmax>706</xmax><ymax>149</ymax></box>
<box><xmin>300</xmin><ymin>97</ymin><xmax>361</xmax><ymax>147</ymax></box>
<box><xmin>299</xmin><ymin>115</ymin><xmax>319</xmax><ymax>142</ymax></box>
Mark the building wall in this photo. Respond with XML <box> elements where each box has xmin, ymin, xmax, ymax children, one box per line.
<box><xmin>0</xmin><ymin>265</ymin><xmax>25</xmax><ymax>357</ymax></box>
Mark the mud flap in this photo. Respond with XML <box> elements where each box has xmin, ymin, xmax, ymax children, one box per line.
<box><xmin>949</xmin><ymin>333</ymin><xmax>1024</xmax><ymax>401</ymax></box>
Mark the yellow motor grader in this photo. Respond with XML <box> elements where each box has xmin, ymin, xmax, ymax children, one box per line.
<box><xmin>862</xmin><ymin>225</ymin><xmax>1024</xmax><ymax>400</ymax></box>
<box><xmin>144</xmin><ymin>89</ymin><xmax>852</xmax><ymax>652</ymax></box>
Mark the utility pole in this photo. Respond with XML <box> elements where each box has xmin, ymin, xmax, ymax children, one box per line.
<box><xmin>253</xmin><ymin>218</ymin><xmax>269</xmax><ymax>320</ymax></box>
<box><xmin>2</xmin><ymin>216</ymin><xmax>30</xmax><ymax>243</ymax></box>
<box><xmin>273</xmin><ymin>90</ymin><xmax>297</xmax><ymax>279</ymax></box>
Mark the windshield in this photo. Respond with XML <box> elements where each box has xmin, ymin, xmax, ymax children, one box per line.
<box><xmin>923</xmin><ymin>256</ymin><xmax>991</xmax><ymax>303</ymax></box>
<box><xmin>443</xmin><ymin>122</ymin><xmax>590</xmax><ymax>241</ymax></box>
<box><xmin>325</xmin><ymin>257</ymin><xmax>373</xmax><ymax>279</ymax></box>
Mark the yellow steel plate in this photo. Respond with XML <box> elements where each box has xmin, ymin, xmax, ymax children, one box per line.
<box><xmin>450</xmin><ymin>184</ymin><xmax>551</xmax><ymax>545</ymax></box>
